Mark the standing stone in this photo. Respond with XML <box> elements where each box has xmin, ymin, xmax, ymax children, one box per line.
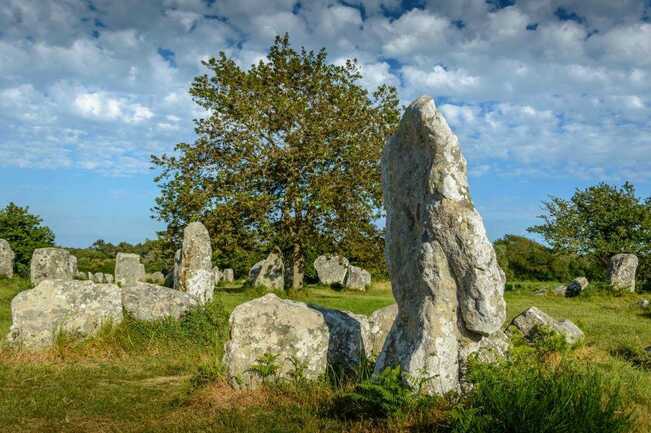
<box><xmin>93</xmin><ymin>272</ymin><xmax>105</xmax><ymax>284</ymax></box>
<box><xmin>30</xmin><ymin>248</ymin><xmax>75</xmax><ymax>285</ymax></box>
<box><xmin>344</xmin><ymin>266</ymin><xmax>371</xmax><ymax>290</ymax></box>
<box><xmin>0</xmin><ymin>239</ymin><xmax>15</xmax><ymax>278</ymax></box>
<box><xmin>177</xmin><ymin>222</ymin><xmax>214</xmax><ymax>303</ymax></box>
<box><xmin>87</xmin><ymin>271</ymin><xmax>94</xmax><ymax>281</ymax></box>
<box><xmin>222</xmin><ymin>268</ymin><xmax>234</xmax><ymax>283</ymax></box>
<box><xmin>565</xmin><ymin>277</ymin><xmax>588</xmax><ymax>297</ymax></box>
<box><xmin>213</xmin><ymin>267</ymin><xmax>223</xmax><ymax>285</ymax></box>
<box><xmin>376</xmin><ymin>96</ymin><xmax>507</xmax><ymax>395</ymax></box>
<box><xmin>609</xmin><ymin>254</ymin><xmax>638</xmax><ymax>292</ymax></box>
<box><xmin>368</xmin><ymin>304</ymin><xmax>398</xmax><ymax>357</ymax></box>
<box><xmin>68</xmin><ymin>254</ymin><xmax>78</xmax><ymax>276</ymax></box>
<box><xmin>114</xmin><ymin>253</ymin><xmax>146</xmax><ymax>287</ymax></box>
<box><xmin>121</xmin><ymin>282</ymin><xmax>198</xmax><ymax>321</ymax></box>
<box><xmin>171</xmin><ymin>249</ymin><xmax>181</xmax><ymax>289</ymax></box>
<box><xmin>6</xmin><ymin>280</ymin><xmax>123</xmax><ymax>349</ymax></box>
<box><xmin>314</xmin><ymin>255</ymin><xmax>350</xmax><ymax>285</ymax></box>
<box><xmin>104</xmin><ymin>273</ymin><xmax>114</xmax><ymax>284</ymax></box>
<box><xmin>248</xmin><ymin>249</ymin><xmax>284</xmax><ymax>290</ymax></box>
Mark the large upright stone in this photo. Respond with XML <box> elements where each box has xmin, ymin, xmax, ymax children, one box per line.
<box><xmin>222</xmin><ymin>268</ymin><xmax>234</xmax><ymax>283</ymax></box>
<box><xmin>609</xmin><ymin>254</ymin><xmax>638</xmax><ymax>292</ymax></box>
<box><xmin>344</xmin><ymin>266</ymin><xmax>371</xmax><ymax>290</ymax></box>
<box><xmin>376</xmin><ymin>96</ymin><xmax>507</xmax><ymax>395</ymax></box>
<box><xmin>248</xmin><ymin>249</ymin><xmax>284</xmax><ymax>290</ymax></box>
<box><xmin>6</xmin><ymin>280</ymin><xmax>123</xmax><ymax>349</ymax></box>
<box><xmin>178</xmin><ymin>222</ymin><xmax>214</xmax><ymax>303</ymax></box>
<box><xmin>114</xmin><ymin>253</ymin><xmax>146</xmax><ymax>287</ymax></box>
<box><xmin>0</xmin><ymin>239</ymin><xmax>15</xmax><ymax>278</ymax></box>
<box><xmin>30</xmin><ymin>248</ymin><xmax>75</xmax><ymax>285</ymax></box>
<box><xmin>314</xmin><ymin>255</ymin><xmax>350</xmax><ymax>286</ymax></box>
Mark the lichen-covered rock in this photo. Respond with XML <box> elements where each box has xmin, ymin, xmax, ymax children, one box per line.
<box><xmin>559</xmin><ymin>277</ymin><xmax>588</xmax><ymax>297</ymax></box>
<box><xmin>610</xmin><ymin>254</ymin><xmax>638</xmax><ymax>292</ymax></box>
<box><xmin>93</xmin><ymin>272</ymin><xmax>105</xmax><ymax>284</ymax></box>
<box><xmin>6</xmin><ymin>280</ymin><xmax>123</xmax><ymax>349</ymax></box>
<box><xmin>74</xmin><ymin>271</ymin><xmax>88</xmax><ymax>280</ymax></box>
<box><xmin>104</xmin><ymin>274</ymin><xmax>114</xmax><ymax>284</ymax></box>
<box><xmin>344</xmin><ymin>266</ymin><xmax>371</xmax><ymax>290</ymax></box>
<box><xmin>114</xmin><ymin>253</ymin><xmax>145</xmax><ymax>287</ymax></box>
<box><xmin>122</xmin><ymin>282</ymin><xmax>198</xmax><ymax>321</ymax></box>
<box><xmin>30</xmin><ymin>248</ymin><xmax>75</xmax><ymax>285</ymax></box>
<box><xmin>172</xmin><ymin>249</ymin><xmax>181</xmax><ymax>289</ymax></box>
<box><xmin>223</xmin><ymin>294</ymin><xmax>373</xmax><ymax>389</ymax></box>
<box><xmin>368</xmin><ymin>304</ymin><xmax>398</xmax><ymax>357</ymax></box>
<box><xmin>222</xmin><ymin>268</ymin><xmax>234</xmax><ymax>282</ymax></box>
<box><xmin>0</xmin><ymin>239</ymin><xmax>15</xmax><ymax>278</ymax></box>
<box><xmin>213</xmin><ymin>267</ymin><xmax>222</xmax><ymax>285</ymax></box>
<box><xmin>376</xmin><ymin>96</ymin><xmax>507</xmax><ymax>395</ymax></box>
<box><xmin>145</xmin><ymin>272</ymin><xmax>165</xmax><ymax>285</ymax></box>
<box><xmin>68</xmin><ymin>254</ymin><xmax>78</xmax><ymax>276</ymax></box>
<box><xmin>248</xmin><ymin>249</ymin><xmax>284</xmax><ymax>291</ymax></box>
<box><xmin>314</xmin><ymin>255</ymin><xmax>350</xmax><ymax>286</ymax></box>
<box><xmin>178</xmin><ymin>222</ymin><xmax>214</xmax><ymax>303</ymax></box>
<box><xmin>509</xmin><ymin>306</ymin><xmax>584</xmax><ymax>345</ymax></box>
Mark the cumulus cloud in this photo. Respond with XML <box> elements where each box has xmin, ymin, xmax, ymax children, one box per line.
<box><xmin>0</xmin><ymin>0</ymin><xmax>649</xmax><ymax>181</ymax></box>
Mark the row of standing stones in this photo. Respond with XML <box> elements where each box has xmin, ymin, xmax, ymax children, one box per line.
<box><xmin>0</xmin><ymin>96</ymin><xmax>641</xmax><ymax>394</ymax></box>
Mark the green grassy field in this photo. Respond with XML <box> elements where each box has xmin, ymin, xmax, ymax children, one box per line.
<box><xmin>0</xmin><ymin>277</ymin><xmax>649</xmax><ymax>432</ymax></box>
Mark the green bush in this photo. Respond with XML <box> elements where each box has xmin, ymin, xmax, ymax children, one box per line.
<box><xmin>529</xmin><ymin>325</ymin><xmax>571</xmax><ymax>355</ymax></box>
<box><xmin>612</xmin><ymin>342</ymin><xmax>651</xmax><ymax>371</ymax></box>
<box><xmin>442</xmin><ymin>360</ymin><xmax>634</xmax><ymax>433</ymax></box>
<box><xmin>330</xmin><ymin>366</ymin><xmax>415</xmax><ymax>420</ymax></box>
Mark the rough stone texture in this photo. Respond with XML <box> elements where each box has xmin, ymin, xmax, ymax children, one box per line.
<box><xmin>30</xmin><ymin>248</ymin><xmax>75</xmax><ymax>285</ymax></box>
<box><xmin>122</xmin><ymin>282</ymin><xmax>198</xmax><ymax>321</ymax></box>
<box><xmin>224</xmin><ymin>294</ymin><xmax>330</xmax><ymax>388</ymax></box>
<box><xmin>213</xmin><ymin>267</ymin><xmax>222</xmax><ymax>285</ymax></box>
<box><xmin>145</xmin><ymin>272</ymin><xmax>165</xmax><ymax>285</ymax></box>
<box><xmin>509</xmin><ymin>306</ymin><xmax>584</xmax><ymax>345</ymax></box>
<box><xmin>368</xmin><ymin>304</ymin><xmax>398</xmax><ymax>357</ymax></box>
<box><xmin>248</xmin><ymin>249</ymin><xmax>284</xmax><ymax>291</ymax></box>
<box><xmin>93</xmin><ymin>272</ymin><xmax>105</xmax><ymax>284</ymax></box>
<box><xmin>87</xmin><ymin>271</ymin><xmax>94</xmax><ymax>281</ymax></box>
<box><xmin>376</xmin><ymin>96</ymin><xmax>507</xmax><ymax>395</ymax></box>
<box><xmin>114</xmin><ymin>253</ymin><xmax>146</xmax><ymax>287</ymax></box>
<box><xmin>74</xmin><ymin>271</ymin><xmax>88</xmax><ymax>280</ymax></box>
<box><xmin>344</xmin><ymin>266</ymin><xmax>371</xmax><ymax>290</ymax></box>
<box><xmin>563</xmin><ymin>277</ymin><xmax>589</xmax><ymax>297</ymax></box>
<box><xmin>609</xmin><ymin>254</ymin><xmax>638</xmax><ymax>292</ymax></box>
<box><xmin>314</xmin><ymin>255</ymin><xmax>350</xmax><ymax>286</ymax></box>
<box><xmin>104</xmin><ymin>274</ymin><xmax>114</xmax><ymax>284</ymax></box>
<box><xmin>6</xmin><ymin>280</ymin><xmax>123</xmax><ymax>349</ymax></box>
<box><xmin>68</xmin><ymin>254</ymin><xmax>78</xmax><ymax>276</ymax></box>
<box><xmin>178</xmin><ymin>222</ymin><xmax>214</xmax><ymax>303</ymax></box>
<box><xmin>0</xmin><ymin>239</ymin><xmax>15</xmax><ymax>278</ymax></box>
<box><xmin>222</xmin><ymin>268</ymin><xmax>234</xmax><ymax>282</ymax></box>
<box><xmin>172</xmin><ymin>249</ymin><xmax>181</xmax><ymax>289</ymax></box>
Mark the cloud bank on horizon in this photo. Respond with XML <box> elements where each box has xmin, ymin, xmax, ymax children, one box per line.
<box><xmin>1</xmin><ymin>0</ymin><xmax>650</xmax><ymax>181</ymax></box>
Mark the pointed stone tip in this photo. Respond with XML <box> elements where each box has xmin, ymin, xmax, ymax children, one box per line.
<box><xmin>409</xmin><ymin>95</ymin><xmax>436</xmax><ymax>111</ymax></box>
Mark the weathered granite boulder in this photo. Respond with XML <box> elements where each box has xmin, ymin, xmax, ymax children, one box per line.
<box><xmin>224</xmin><ymin>294</ymin><xmax>375</xmax><ymax>389</ymax></box>
<box><xmin>145</xmin><ymin>271</ymin><xmax>165</xmax><ymax>285</ymax></box>
<box><xmin>6</xmin><ymin>280</ymin><xmax>123</xmax><ymax>349</ymax></box>
<box><xmin>610</xmin><ymin>254</ymin><xmax>638</xmax><ymax>292</ymax></box>
<box><xmin>87</xmin><ymin>271</ymin><xmax>94</xmax><ymax>281</ymax></box>
<box><xmin>93</xmin><ymin>272</ymin><xmax>105</xmax><ymax>284</ymax></box>
<box><xmin>509</xmin><ymin>306</ymin><xmax>584</xmax><ymax>345</ymax></box>
<box><xmin>222</xmin><ymin>268</ymin><xmax>234</xmax><ymax>283</ymax></box>
<box><xmin>114</xmin><ymin>253</ymin><xmax>145</xmax><ymax>287</ymax></box>
<box><xmin>314</xmin><ymin>255</ymin><xmax>350</xmax><ymax>286</ymax></box>
<box><xmin>171</xmin><ymin>249</ymin><xmax>181</xmax><ymax>289</ymax></box>
<box><xmin>344</xmin><ymin>266</ymin><xmax>371</xmax><ymax>290</ymax></box>
<box><xmin>248</xmin><ymin>249</ymin><xmax>284</xmax><ymax>291</ymax></box>
<box><xmin>0</xmin><ymin>239</ymin><xmax>15</xmax><ymax>278</ymax></box>
<box><xmin>104</xmin><ymin>273</ymin><xmax>114</xmax><ymax>284</ymax></box>
<box><xmin>74</xmin><ymin>271</ymin><xmax>88</xmax><ymax>280</ymax></box>
<box><xmin>213</xmin><ymin>267</ymin><xmax>222</xmax><ymax>285</ymax></box>
<box><xmin>30</xmin><ymin>248</ymin><xmax>75</xmax><ymax>285</ymax></box>
<box><xmin>177</xmin><ymin>222</ymin><xmax>214</xmax><ymax>303</ymax></box>
<box><xmin>556</xmin><ymin>277</ymin><xmax>588</xmax><ymax>297</ymax></box>
<box><xmin>122</xmin><ymin>282</ymin><xmax>198</xmax><ymax>321</ymax></box>
<box><xmin>368</xmin><ymin>304</ymin><xmax>398</xmax><ymax>357</ymax></box>
<box><xmin>68</xmin><ymin>254</ymin><xmax>78</xmax><ymax>276</ymax></box>
<box><xmin>375</xmin><ymin>96</ymin><xmax>507</xmax><ymax>395</ymax></box>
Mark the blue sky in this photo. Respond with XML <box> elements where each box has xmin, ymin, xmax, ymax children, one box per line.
<box><xmin>1</xmin><ymin>0</ymin><xmax>650</xmax><ymax>247</ymax></box>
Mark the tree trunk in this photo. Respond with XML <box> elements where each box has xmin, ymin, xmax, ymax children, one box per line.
<box><xmin>291</xmin><ymin>242</ymin><xmax>304</xmax><ymax>291</ymax></box>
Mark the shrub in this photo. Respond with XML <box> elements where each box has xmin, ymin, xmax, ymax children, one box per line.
<box><xmin>442</xmin><ymin>360</ymin><xmax>634</xmax><ymax>433</ymax></box>
<box><xmin>612</xmin><ymin>342</ymin><xmax>651</xmax><ymax>371</ymax></box>
<box><xmin>330</xmin><ymin>366</ymin><xmax>415</xmax><ymax>420</ymax></box>
<box><xmin>529</xmin><ymin>324</ymin><xmax>571</xmax><ymax>356</ymax></box>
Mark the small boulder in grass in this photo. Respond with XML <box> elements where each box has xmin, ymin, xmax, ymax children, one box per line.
<box><xmin>509</xmin><ymin>306</ymin><xmax>584</xmax><ymax>345</ymax></box>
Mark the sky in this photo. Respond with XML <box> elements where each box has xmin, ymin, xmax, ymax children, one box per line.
<box><xmin>1</xmin><ymin>0</ymin><xmax>650</xmax><ymax>247</ymax></box>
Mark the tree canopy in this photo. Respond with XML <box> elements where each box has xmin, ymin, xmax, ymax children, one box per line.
<box><xmin>528</xmin><ymin>182</ymin><xmax>650</xmax><ymax>282</ymax></box>
<box><xmin>152</xmin><ymin>34</ymin><xmax>400</xmax><ymax>289</ymax></box>
<box><xmin>0</xmin><ymin>202</ymin><xmax>55</xmax><ymax>276</ymax></box>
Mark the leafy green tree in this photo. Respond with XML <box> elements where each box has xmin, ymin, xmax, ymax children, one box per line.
<box><xmin>152</xmin><ymin>34</ymin><xmax>400</xmax><ymax>290</ymax></box>
<box><xmin>528</xmin><ymin>182</ymin><xmax>650</xmax><ymax>267</ymax></box>
<box><xmin>0</xmin><ymin>202</ymin><xmax>55</xmax><ymax>276</ymax></box>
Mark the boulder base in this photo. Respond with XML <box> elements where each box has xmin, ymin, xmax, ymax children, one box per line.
<box><xmin>7</xmin><ymin>280</ymin><xmax>123</xmax><ymax>349</ymax></box>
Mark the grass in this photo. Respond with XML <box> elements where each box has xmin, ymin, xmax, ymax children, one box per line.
<box><xmin>0</xmin><ymin>276</ymin><xmax>649</xmax><ymax>432</ymax></box>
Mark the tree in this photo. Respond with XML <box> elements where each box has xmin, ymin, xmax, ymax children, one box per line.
<box><xmin>0</xmin><ymin>202</ymin><xmax>55</xmax><ymax>276</ymax></box>
<box><xmin>528</xmin><ymin>182</ymin><xmax>651</xmax><ymax>268</ymax></box>
<box><xmin>152</xmin><ymin>34</ymin><xmax>400</xmax><ymax>290</ymax></box>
